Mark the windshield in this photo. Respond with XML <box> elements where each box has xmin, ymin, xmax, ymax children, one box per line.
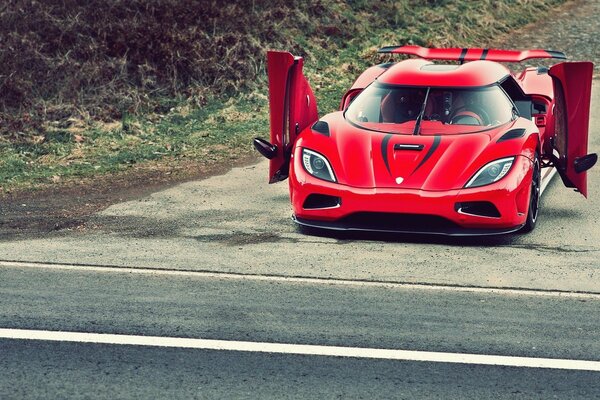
<box><xmin>345</xmin><ymin>83</ymin><xmax>515</xmax><ymax>135</ymax></box>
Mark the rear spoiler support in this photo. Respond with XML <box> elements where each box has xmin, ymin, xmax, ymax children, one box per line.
<box><xmin>378</xmin><ymin>45</ymin><xmax>567</xmax><ymax>63</ymax></box>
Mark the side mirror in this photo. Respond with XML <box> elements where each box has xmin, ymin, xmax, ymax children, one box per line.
<box><xmin>574</xmin><ymin>153</ymin><xmax>597</xmax><ymax>173</ymax></box>
<box><xmin>253</xmin><ymin>138</ymin><xmax>277</xmax><ymax>159</ymax></box>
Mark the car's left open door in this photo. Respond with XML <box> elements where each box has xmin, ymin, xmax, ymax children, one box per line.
<box><xmin>549</xmin><ymin>61</ymin><xmax>596</xmax><ymax>197</ymax></box>
<box><xmin>254</xmin><ymin>51</ymin><xmax>318</xmax><ymax>183</ymax></box>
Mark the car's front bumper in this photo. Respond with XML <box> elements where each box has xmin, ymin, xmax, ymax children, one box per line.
<box><xmin>289</xmin><ymin>156</ymin><xmax>533</xmax><ymax>236</ymax></box>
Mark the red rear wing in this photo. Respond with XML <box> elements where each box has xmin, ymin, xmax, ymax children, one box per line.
<box><xmin>378</xmin><ymin>45</ymin><xmax>567</xmax><ymax>63</ymax></box>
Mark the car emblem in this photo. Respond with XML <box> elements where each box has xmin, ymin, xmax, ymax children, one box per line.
<box><xmin>395</xmin><ymin>177</ymin><xmax>404</xmax><ymax>184</ymax></box>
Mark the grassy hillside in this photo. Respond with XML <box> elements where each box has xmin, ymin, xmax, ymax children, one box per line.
<box><xmin>0</xmin><ymin>0</ymin><xmax>565</xmax><ymax>191</ymax></box>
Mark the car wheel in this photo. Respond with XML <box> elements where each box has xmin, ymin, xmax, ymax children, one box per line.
<box><xmin>521</xmin><ymin>153</ymin><xmax>541</xmax><ymax>233</ymax></box>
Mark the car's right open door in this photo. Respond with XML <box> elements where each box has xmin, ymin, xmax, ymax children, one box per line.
<box><xmin>549</xmin><ymin>61</ymin><xmax>597</xmax><ymax>197</ymax></box>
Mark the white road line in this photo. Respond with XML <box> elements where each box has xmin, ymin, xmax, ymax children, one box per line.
<box><xmin>1</xmin><ymin>328</ymin><xmax>598</xmax><ymax>371</ymax></box>
<box><xmin>1</xmin><ymin>260</ymin><xmax>599</xmax><ymax>299</ymax></box>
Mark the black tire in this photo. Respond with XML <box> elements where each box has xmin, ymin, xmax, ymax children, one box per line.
<box><xmin>521</xmin><ymin>153</ymin><xmax>541</xmax><ymax>233</ymax></box>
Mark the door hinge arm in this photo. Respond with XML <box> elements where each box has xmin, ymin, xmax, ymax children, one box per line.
<box><xmin>540</xmin><ymin>155</ymin><xmax>554</xmax><ymax>169</ymax></box>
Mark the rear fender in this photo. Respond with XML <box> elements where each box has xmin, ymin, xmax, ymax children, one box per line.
<box><xmin>339</xmin><ymin>63</ymin><xmax>392</xmax><ymax>110</ymax></box>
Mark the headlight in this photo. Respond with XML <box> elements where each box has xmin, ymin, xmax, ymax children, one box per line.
<box><xmin>465</xmin><ymin>157</ymin><xmax>515</xmax><ymax>188</ymax></box>
<box><xmin>302</xmin><ymin>148</ymin><xmax>336</xmax><ymax>182</ymax></box>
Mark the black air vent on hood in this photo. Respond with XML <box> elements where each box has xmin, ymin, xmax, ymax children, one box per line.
<box><xmin>312</xmin><ymin>121</ymin><xmax>330</xmax><ymax>137</ymax></box>
<box><xmin>497</xmin><ymin>128</ymin><xmax>526</xmax><ymax>143</ymax></box>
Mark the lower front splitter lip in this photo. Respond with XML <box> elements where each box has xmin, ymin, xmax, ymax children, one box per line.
<box><xmin>292</xmin><ymin>215</ymin><xmax>524</xmax><ymax>237</ymax></box>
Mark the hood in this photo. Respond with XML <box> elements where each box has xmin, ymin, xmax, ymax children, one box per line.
<box><xmin>300</xmin><ymin>112</ymin><xmax>526</xmax><ymax>191</ymax></box>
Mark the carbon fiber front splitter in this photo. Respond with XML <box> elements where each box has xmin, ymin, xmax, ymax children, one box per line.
<box><xmin>293</xmin><ymin>215</ymin><xmax>525</xmax><ymax>237</ymax></box>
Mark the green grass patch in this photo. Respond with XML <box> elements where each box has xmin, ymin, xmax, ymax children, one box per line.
<box><xmin>0</xmin><ymin>93</ymin><xmax>270</xmax><ymax>189</ymax></box>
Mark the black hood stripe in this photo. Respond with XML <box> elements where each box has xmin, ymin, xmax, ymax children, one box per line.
<box><xmin>381</xmin><ymin>134</ymin><xmax>393</xmax><ymax>175</ymax></box>
<box><xmin>410</xmin><ymin>135</ymin><xmax>441</xmax><ymax>176</ymax></box>
<box><xmin>458</xmin><ymin>48</ymin><xmax>467</xmax><ymax>63</ymax></box>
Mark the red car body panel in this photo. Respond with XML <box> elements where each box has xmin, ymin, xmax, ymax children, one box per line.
<box><xmin>258</xmin><ymin>48</ymin><xmax>595</xmax><ymax>235</ymax></box>
<box><xmin>518</xmin><ymin>68</ymin><xmax>554</xmax><ymax>98</ymax></box>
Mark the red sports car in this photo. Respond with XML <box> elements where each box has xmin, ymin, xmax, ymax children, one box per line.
<box><xmin>254</xmin><ymin>46</ymin><xmax>596</xmax><ymax>235</ymax></box>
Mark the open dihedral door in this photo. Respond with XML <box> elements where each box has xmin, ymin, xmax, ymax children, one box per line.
<box><xmin>549</xmin><ymin>62</ymin><xmax>597</xmax><ymax>197</ymax></box>
<box><xmin>254</xmin><ymin>51</ymin><xmax>318</xmax><ymax>183</ymax></box>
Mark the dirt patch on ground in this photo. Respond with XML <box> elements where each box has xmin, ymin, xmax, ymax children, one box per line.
<box><xmin>0</xmin><ymin>153</ymin><xmax>260</xmax><ymax>240</ymax></box>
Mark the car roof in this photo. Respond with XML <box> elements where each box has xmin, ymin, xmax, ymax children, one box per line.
<box><xmin>377</xmin><ymin>58</ymin><xmax>511</xmax><ymax>87</ymax></box>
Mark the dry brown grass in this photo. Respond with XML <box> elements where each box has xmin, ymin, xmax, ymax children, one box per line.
<box><xmin>0</xmin><ymin>0</ymin><xmax>565</xmax><ymax>142</ymax></box>
<box><xmin>0</xmin><ymin>1</ymin><xmax>354</xmax><ymax>140</ymax></box>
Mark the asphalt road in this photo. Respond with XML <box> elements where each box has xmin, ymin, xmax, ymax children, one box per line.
<box><xmin>0</xmin><ymin>265</ymin><xmax>599</xmax><ymax>399</ymax></box>
<box><xmin>3</xmin><ymin>341</ymin><xmax>598</xmax><ymax>399</ymax></box>
<box><xmin>0</xmin><ymin>86</ymin><xmax>598</xmax><ymax>398</ymax></box>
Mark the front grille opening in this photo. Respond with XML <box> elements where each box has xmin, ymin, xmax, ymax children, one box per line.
<box><xmin>456</xmin><ymin>201</ymin><xmax>501</xmax><ymax>218</ymax></box>
<box><xmin>340</xmin><ymin>212</ymin><xmax>459</xmax><ymax>231</ymax></box>
<box><xmin>303</xmin><ymin>194</ymin><xmax>341</xmax><ymax>209</ymax></box>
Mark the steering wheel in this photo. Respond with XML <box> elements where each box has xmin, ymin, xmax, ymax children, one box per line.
<box><xmin>449</xmin><ymin>106</ymin><xmax>490</xmax><ymax>126</ymax></box>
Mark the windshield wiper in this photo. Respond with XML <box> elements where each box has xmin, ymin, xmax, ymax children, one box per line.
<box><xmin>412</xmin><ymin>87</ymin><xmax>430</xmax><ymax>135</ymax></box>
